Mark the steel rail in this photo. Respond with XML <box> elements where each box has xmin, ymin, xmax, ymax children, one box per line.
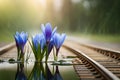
<box><xmin>80</xmin><ymin>43</ymin><xmax>120</xmax><ymax>60</ymax></box>
<box><xmin>63</xmin><ymin>44</ymin><xmax>120</xmax><ymax>80</ymax></box>
<box><xmin>68</xmin><ymin>40</ymin><xmax>120</xmax><ymax>60</ymax></box>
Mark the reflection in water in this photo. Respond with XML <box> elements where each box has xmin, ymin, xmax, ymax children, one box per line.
<box><xmin>29</xmin><ymin>62</ymin><xmax>63</xmax><ymax>80</ymax></box>
<box><xmin>53</xmin><ymin>66</ymin><xmax>63</xmax><ymax>80</ymax></box>
<box><xmin>45</xmin><ymin>63</ymin><xmax>53</xmax><ymax>80</ymax></box>
<box><xmin>28</xmin><ymin>62</ymin><xmax>45</xmax><ymax>80</ymax></box>
<box><xmin>0</xmin><ymin>62</ymin><xmax>78</xmax><ymax>80</ymax></box>
<box><xmin>15</xmin><ymin>62</ymin><xmax>63</xmax><ymax>80</ymax></box>
<box><xmin>15</xmin><ymin>63</ymin><xmax>27</xmax><ymax>80</ymax></box>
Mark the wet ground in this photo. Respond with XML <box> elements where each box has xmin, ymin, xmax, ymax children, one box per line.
<box><xmin>0</xmin><ymin>43</ymin><xmax>79</xmax><ymax>80</ymax></box>
<box><xmin>67</xmin><ymin>36</ymin><xmax>120</xmax><ymax>51</ymax></box>
<box><xmin>0</xmin><ymin>36</ymin><xmax>120</xmax><ymax>80</ymax></box>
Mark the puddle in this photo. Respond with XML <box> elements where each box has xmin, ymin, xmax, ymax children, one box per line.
<box><xmin>0</xmin><ymin>62</ymin><xmax>79</xmax><ymax>80</ymax></box>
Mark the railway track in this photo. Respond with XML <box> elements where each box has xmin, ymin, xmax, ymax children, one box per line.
<box><xmin>0</xmin><ymin>42</ymin><xmax>15</xmax><ymax>55</ymax></box>
<box><xmin>63</xmin><ymin>40</ymin><xmax>120</xmax><ymax>80</ymax></box>
<box><xmin>0</xmin><ymin>41</ymin><xmax>120</xmax><ymax>80</ymax></box>
<box><xmin>78</xmin><ymin>42</ymin><xmax>120</xmax><ymax>61</ymax></box>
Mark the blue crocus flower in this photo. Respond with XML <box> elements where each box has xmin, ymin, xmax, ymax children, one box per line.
<box><xmin>32</xmin><ymin>33</ymin><xmax>46</xmax><ymax>50</ymax></box>
<box><xmin>31</xmin><ymin>33</ymin><xmax>46</xmax><ymax>61</ymax></box>
<box><xmin>53</xmin><ymin>33</ymin><xmax>66</xmax><ymax>50</ymax></box>
<box><xmin>41</xmin><ymin>23</ymin><xmax>57</xmax><ymax>44</ymax></box>
<box><xmin>14</xmin><ymin>31</ymin><xmax>28</xmax><ymax>53</ymax></box>
<box><xmin>53</xmin><ymin>33</ymin><xmax>66</xmax><ymax>57</ymax></box>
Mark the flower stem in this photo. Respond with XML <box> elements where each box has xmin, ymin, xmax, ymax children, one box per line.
<box><xmin>45</xmin><ymin>45</ymin><xmax>48</xmax><ymax>62</ymax></box>
<box><xmin>54</xmin><ymin>48</ymin><xmax>59</xmax><ymax>61</ymax></box>
<box><xmin>53</xmin><ymin>47</ymin><xmax>56</xmax><ymax>61</ymax></box>
<box><xmin>20</xmin><ymin>53</ymin><xmax>24</xmax><ymax>62</ymax></box>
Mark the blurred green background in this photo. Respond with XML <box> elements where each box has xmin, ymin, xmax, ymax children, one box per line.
<box><xmin>0</xmin><ymin>0</ymin><xmax>120</xmax><ymax>42</ymax></box>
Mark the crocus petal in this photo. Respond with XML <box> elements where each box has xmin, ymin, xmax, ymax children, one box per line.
<box><xmin>20</xmin><ymin>32</ymin><xmax>28</xmax><ymax>45</ymax></box>
<box><xmin>18</xmin><ymin>34</ymin><xmax>24</xmax><ymax>45</ymax></box>
<box><xmin>45</xmin><ymin>23</ymin><xmax>52</xmax><ymax>42</ymax></box>
<box><xmin>53</xmin><ymin>33</ymin><xmax>57</xmax><ymax>48</ymax></box>
<box><xmin>39</xmin><ymin>34</ymin><xmax>46</xmax><ymax>49</ymax></box>
<box><xmin>24</xmin><ymin>32</ymin><xmax>28</xmax><ymax>43</ymax></box>
<box><xmin>32</xmin><ymin>34</ymin><xmax>40</xmax><ymax>49</ymax></box>
<box><xmin>60</xmin><ymin>33</ymin><xmax>66</xmax><ymax>47</ymax></box>
<box><xmin>52</xmin><ymin>27</ymin><xmax>57</xmax><ymax>37</ymax></box>
<box><xmin>41</xmin><ymin>24</ymin><xmax>45</xmax><ymax>36</ymax></box>
<box><xmin>53</xmin><ymin>33</ymin><xmax>60</xmax><ymax>49</ymax></box>
<box><xmin>57</xmin><ymin>34</ymin><xmax>61</xmax><ymax>48</ymax></box>
<box><xmin>45</xmin><ymin>23</ymin><xmax>52</xmax><ymax>33</ymax></box>
<box><xmin>14</xmin><ymin>35</ymin><xmax>20</xmax><ymax>48</ymax></box>
<box><xmin>32</xmin><ymin>37</ymin><xmax>37</xmax><ymax>49</ymax></box>
<box><xmin>15</xmin><ymin>32</ymin><xmax>21</xmax><ymax>45</ymax></box>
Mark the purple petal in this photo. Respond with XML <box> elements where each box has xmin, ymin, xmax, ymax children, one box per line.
<box><xmin>52</xmin><ymin>27</ymin><xmax>57</xmax><ymax>37</ymax></box>
<box><xmin>32</xmin><ymin>34</ymin><xmax>40</xmax><ymax>49</ymax></box>
<box><xmin>53</xmin><ymin>33</ymin><xmax>60</xmax><ymax>49</ymax></box>
<box><xmin>39</xmin><ymin>34</ymin><xmax>46</xmax><ymax>49</ymax></box>
<box><xmin>16</xmin><ymin>31</ymin><xmax>20</xmax><ymax>36</ymax></box>
<box><xmin>32</xmin><ymin>34</ymin><xmax>46</xmax><ymax>50</ymax></box>
<box><xmin>41</xmin><ymin>24</ymin><xmax>45</xmax><ymax>36</ymax></box>
<box><xmin>60</xmin><ymin>33</ymin><xmax>66</xmax><ymax>47</ymax></box>
<box><xmin>45</xmin><ymin>23</ymin><xmax>52</xmax><ymax>42</ymax></box>
<box><xmin>14</xmin><ymin>35</ymin><xmax>19</xmax><ymax>48</ymax></box>
<box><xmin>20</xmin><ymin>32</ymin><xmax>28</xmax><ymax>44</ymax></box>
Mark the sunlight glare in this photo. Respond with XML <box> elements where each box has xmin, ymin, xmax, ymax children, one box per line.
<box><xmin>35</xmin><ymin>0</ymin><xmax>46</xmax><ymax>8</ymax></box>
<box><xmin>54</xmin><ymin>0</ymin><xmax>63</xmax><ymax>12</ymax></box>
<box><xmin>0</xmin><ymin>0</ymin><xmax>7</xmax><ymax>7</ymax></box>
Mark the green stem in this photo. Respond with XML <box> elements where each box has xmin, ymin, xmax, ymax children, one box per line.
<box><xmin>53</xmin><ymin>56</ymin><xmax>57</xmax><ymax>61</ymax></box>
<box><xmin>53</xmin><ymin>47</ymin><xmax>56</xmax><ymax>61</ymax></box>
<box><xmin>45</xmin><ymin>63</ymin><xmax>48</xmax><ymax>79</ymax></box>
<box><xmin>53</xmin><ymin>65</ymin><xmax>55</xmax><ymax>74</ymax></box>
<box><xmin>20</xmin><ymin>53</ymin><xmax>24</xmax><ymax>62</ymax></box>
<box><xmin>54</xmin><ymin>48</ymin><xmax>59</xmax><ymax>61</ymax></box>
<box><xmin>45</xmin><ymin>45</ymin><xmax>48</xmax><ymax>62</ymax></box>
<box><xmin>17</xmin><ymin>49</ymin><xmax>20</xmax><ymax>61</ymax></box>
